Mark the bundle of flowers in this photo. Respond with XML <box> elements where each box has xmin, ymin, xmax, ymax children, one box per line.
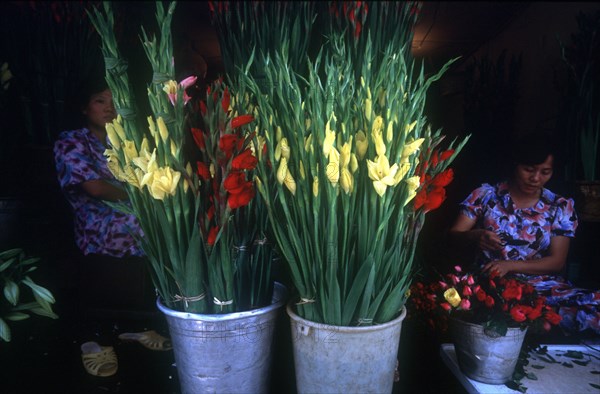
<box><xmin>88</xmin><ymin>2</ymin><xmax>273</xmax><ymax>314</ymax></box>
<box><xmin>215</xmin><ymin>1</ymin><xmax>470</xmax><ymax>326</ymax></box>
<box><xmin>408</xmin><ymin>265</ymin><xmax>562</xmax><ymax>336</ymax></box>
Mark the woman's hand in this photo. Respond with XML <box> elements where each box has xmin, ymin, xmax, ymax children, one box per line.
<box><xmin>475</xmin><ymin>229</ymin><xmax>504</xmax><ymax>252</ymax></box>
<box><xmin>482</xmin><ymin>260</ymin><xmax>514</xmax><ymax>277</ymax></box>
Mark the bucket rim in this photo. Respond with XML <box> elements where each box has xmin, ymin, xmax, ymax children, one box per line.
<box><xmin>156</xmin><ymin>281</ymin><xmax>287</xmax><ymax>321</ymax></box>
<box><xmin>286</xmin><ymin>299</ymin><xmax>406</xmax><ymax>333</ymax></box>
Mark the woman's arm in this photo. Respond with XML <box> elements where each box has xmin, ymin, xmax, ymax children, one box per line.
<box><xmin>449</xmin><ymin>213</ymin><xmax>504</xmax><ymax>252</ymax></box>
<box><xmin>80</xmin><ymin>179</ymin><xmax>128</xmax><ymax>202</ymax></box>
<box><xmin>482</xmin><ymin>236</ymin><xmax>570</xmax><ymax>277</ymax></box>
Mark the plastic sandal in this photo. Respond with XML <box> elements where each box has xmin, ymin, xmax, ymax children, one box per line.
<box><xmin>81</xmin><ymin>341</ymin><xmax>118</xmax><ymax>377</ymax></box>
<box><xmin>118</xmin><ymin>330</ymin><xmax>172</xmax><ymax>351</ymax></box>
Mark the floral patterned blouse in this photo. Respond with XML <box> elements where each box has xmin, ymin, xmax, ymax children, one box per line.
<box><xmin>459</xmin><ymin>182</ymin><xmax>578</xmax><ymax>266</ymax></box>
<box><xmin>54</xmin><ymin>128</ymin><xmax>144</xmax><ymax>258</ymax></box>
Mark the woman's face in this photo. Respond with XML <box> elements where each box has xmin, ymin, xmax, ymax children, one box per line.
<box><xmin>513</xmin><ymin>154</ymin><xmax>554</xmax><ymax>197</ymax></box>
<box><xmin>83</xmin><ymin>89</ymin><xmax>116</xmax><ymax>133</ymax></box>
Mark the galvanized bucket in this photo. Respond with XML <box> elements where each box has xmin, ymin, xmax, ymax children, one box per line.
<box><xmin>450</xmin><ymin>318</ymin><xmax>527</xmax><ymax>384</ymax></box>
<box><xmin>157</xmin><ymin>282</ymin><xmax>287</xmax><ymax>394</ymax></box>
<box><xmin>287</xmin><ymin>303</ymin><xmax>406</xmax><ymax>394</ymax></box>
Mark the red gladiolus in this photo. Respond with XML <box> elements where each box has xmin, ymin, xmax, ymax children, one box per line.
<box><xmin>440</xmin><ymin>149</ymin><xmax>454</xmax><ymax>161</ymax></box>
<box><xmin>431</xmin><ymin>169</ymin><xmax>454</xmax><ymax>187</ymax></box>
<box><xmin>191</xmin><ymin>127</ymin><xmax>206</xmax><ymax>150</ymax></box>
<box><xmin>231</xmin><ymin>114</ymin><xmax>254</xmax><ymax>129</ymax></box>
<box><xmin>441</xmin><ymin>302</ymin><xmax>452</xmax><ymax>311</ymax></box>
<box><xmin>206</xmin><ymin>205</ymin><xmax>215</xmax><ymax>222</ymax></box>
<box><xmin>207</xmin><ymin>225</ymin><xmax>219</xmax><ymax>246</ymax></box>
<box><xmin>431</xmin><ymin>151</ymin><xmax>439</xmax><ymax>167</ymax></box>
<box><xmin>199</xmin><ymin>100</ymin><xmax>207</xmax><ymax>116</ymax></box>
<box><xmin>228</xmin><ymin>182</ymin><xmax>255</xmax><ymax>209</ymax></box>
<box><xmin>485</xmin><ymin>295</ymin><xmax>495</xmax><ymax>308</ymax></box>
<box><xmin>510</xmin><ymin>305</ymin><xmax>529</xmax><ymax>323</ymax></box>
<box><xmin>219</xmin><ymin>134</ymin><xmax>238</xmax><ymax>159</ymax></box>
<box><xmin>462</xmin><ymin>286</ymin><xmax>472</xmax><ymax>297</ymax></box>
<box><xmin>413</xmin><ymin>189</ymin><xmax>428</xmax><ymax>210</ymax></box>
<box><xmin>223</xmin><ymin>172</ymin><xmax>247</xmax><ymax>194</ymax></box>
<box><xmin>476</xmin><ymin>289</ymin><xmax>487</xmax><ymax>302</ymax></box>
<box><xmin>527</xmin><ymin>306</ymin><xmax>543</xmax><ymax>320</ymax></box>
<box><xmin>231</xmin><ymin>148</ymin><xmax>258</xmax><ymax>170</ymax></box>
<box><xmin>222</xmin><ymin>86</ymin><xmax>230</xmax><ymax>112</ymax></box>
<box><xmin>197</xmin><ymin>161</ymin><xmax>211</xmax><ymax>181</ymax></box>
<box><xmin>424</xmin><ymin>186</ymin><xmax>446</xmax><ymax>211</ymax></box>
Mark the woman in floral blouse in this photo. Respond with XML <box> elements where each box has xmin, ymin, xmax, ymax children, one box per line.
<box><xmin>54</xmin><ymin>79</ymin><xmax>153</xmax><ymax>313</ymax></box>
<box><xmin>449</xmin><ymin>132</ymin><xmax>599</xmax><ymax>334</ymax></box>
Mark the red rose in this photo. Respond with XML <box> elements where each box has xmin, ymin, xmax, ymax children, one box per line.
<box><xmin>510</xmin><ymin>305</ymin><xmax>529</xmax><ymax>323</ymax></box>
<box><xmin>544</xmin><ymin>310</ymin><xmax>562</xmax><ymax>325</ymax></box>
<box><xmin>476</xmin><ymin>289</ymin><xmax>487</xmax><ymax>302</ymax></box>
<box><xmin>232</xmin><ymin>148</ymin><xmax>258</xmax><ymax>170</ymax></box>
<box><xmin>502</xmin><ymin>284</ymin><xmax>522</xmax><ymax>301</ymax></box>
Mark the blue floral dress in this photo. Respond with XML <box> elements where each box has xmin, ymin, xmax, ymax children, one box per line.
<box><xmin>54</xmin><ymin>128</ymin><xmax>144</xmax><ymax>258</ymax></box>
<box><xmin>459</xmin><ymin>182</ymin><xmax>599</xmax><ymax>334</ymax></box>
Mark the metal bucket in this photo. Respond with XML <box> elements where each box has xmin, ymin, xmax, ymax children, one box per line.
<box><xmin>287</xmin><ymin>303</ymin><xmax>406</xmax><ymax>394</ymax></box>
<box><xmin>157</xmin><ymin>282</ymin><xmax>287</xmax><ymax>394</ymax></box>
<box><xmin>450</xmin><ymin>318</ymin><xmax>527</xmax><ymax>384</ymax></box>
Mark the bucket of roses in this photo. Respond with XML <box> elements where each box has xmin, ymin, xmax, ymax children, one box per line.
<box><xmin>408</xmin><ymin>265</ymin><xmax>562</xmax><ymax>384</ymax></box>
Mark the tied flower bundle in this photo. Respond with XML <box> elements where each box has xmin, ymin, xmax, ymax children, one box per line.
<box><xmin>88</xmin><ymin>1</ymin><xmax>273</xmax><ymax>314</ymax></box>
<box><xmin>216</xmin><ymin>1</ymin><xmax>469</xmax><ymax>326</ymax></box>
<box><xmin>408</xmin><ymin>266</ymin><xmax>562</xmax><ymax>336</ymax></box>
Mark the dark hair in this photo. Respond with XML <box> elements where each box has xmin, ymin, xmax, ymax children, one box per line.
<box><xmin>76</xmin><ymin>78</ymin><xmax>110</xmax><ymax>110</ymax></box>
<box><xmin>511</xmin><ymin>131</ymin><xmax>559</xmax><ymax>167</ymax></box>
<box><xmin>500</xmin><ymin>131</ymin><xmax>561</xmax><ymax>180</ymax></box>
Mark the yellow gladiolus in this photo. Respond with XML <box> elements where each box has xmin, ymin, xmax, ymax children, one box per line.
<box><xmin>157</xmin><ymin>117</ymin><xmax>169</xmax><ymax>142</ymax></box>
<box><xmin>405</xmin><ymin>120</ymin><xmax>417</xmax><ymax>135</ymax></box>
<box><xmin>113</xmin><ymin>118</ymin><xmax>126</xmax><ymax>141</ymax></box>
<box><xmin>326</xmin><ymin>162</ymin><xmax>340</xmax><ymax>186</ymax></box>
<box><xmin>355</xmin><ymin>130</ymin><xmax>368</xmax><ymax>160</ymax></box>
<box><xmin>123</xmin><ymin>140</ymin><xmax>138</xmax><ymax>162</ymax></box>
<box><xmin>323</xmin><ymin>127</ymin><xmax>336</xmax><ymax>157</ymax></box>
<box><xmin>373</xmin><ymin>131</ymin><xmax>386</xmax><ymax>157</ymax></box>
<box><xmin>299</xmin><ymin>160</ymin><xmax>306</xmax><ymax>180</ymax></box>
<box><xmin>386</xmin><ymin>120</ymin><xmax>394</xmax><ymax>143</ymax></box>
<box><xmin>443</xmin><ymin>288</ymin><xmax>461</xmax><ymax>308</ymax></box>
<box><xmin>393</xmin><ymin>159</ymin><xmax>411</xmax><ymax>184</ymax></box>
<box><xmin>209</xmin><ymin>163</ymin><xmax>215</xmax><ymax>178</ymax></box>
<box><xmin>183</xmin><ymin>162</ymin><xmax>193</xmax><ymax>193</ymax></box>
<box><xmin>350</xmin><ymin>154</ymin><xmax>358</xmax><ymax>173</ymax></box>
<box><xmin>401</xmin><ymin>138</ymin><xmax>425</xmax><ymax>158</ymax></box>
<box><xmin>305</xmin><ymin>117</ymin><xmax>311</xmax><ymax>130</ymax></box>
<box><xmin>340</xmin><ymin>167</ymin><xmax>353</xmax><ymax>194</ymax></box>
<box><xmin>364</xmin><ymin>98</ymin><xmax>372</xmax><ymax>122</ymax></box>
<box><xmin>277</xmin><ymin>157</ymin><xmax>288</xmax><ymax>185</ymax></box>
<box><xmin>171</xmin><ymin>139</ymin><xmax>178</xmax><ymax>157</ymax></box>
<box><xmin>304</xmin><ymin>133</ymin><xmax>313</xmax><ymax>153</ymax></box>
<box><xmin>312</xmin><ymin>177</ymin><xmax>319</xmax><ymax>197</ymax></box>
<box><xmin>366</xmin><ymin>155</ymin><xmax>399</xmax><ymax>197</ymax></box>
<box><xmin>276</xmin><ymin>125</ymin><xmax>282</xmax><ymax>142</ymax></box>
<box><xmin>163</xmin><ymin>80</ymin><xmax>177</xmax><ymax>97</ymax></box>
<box><xmin>140</xmin><ymin>137</ymin><xmax>150</xmax><ymax>155</ymax></box>
<box><xmin>284</xmin><ymin>172</ymin><xmax>296</xmax><ymax>195</ymax></box>
<box><xmin>403</xmin><ymin>175</ymin><xmax>421</xmax><ymax>206</ymax></box>
<box><xmin>106</xmin><ymin>123</ymin><xmax>121</xmax><ymax>149</ymax></box>
<box><xmin>340</xmin><ymin>139</ymin><xmax>352</xmax><ymax>168</ymax></box>
<box><xmin>275</xmin><ymin>137</ymin><xmax>290</xmax><ymax>161</ymax></box>
<box><xmin>378</xmin><ymin>87</ymin><xmax>386</xmax><ymax>108</ymax></box>
<box><xmin>148</xmin><ymin>167</ymin><xmax>181</xmax><ymax>200</ymax></box>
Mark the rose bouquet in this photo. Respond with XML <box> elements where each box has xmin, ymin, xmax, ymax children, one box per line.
<box><xmin>88</xmin><ymin>1</ymin><xmax>273</xmax><ymax>314</ymax></box>
<box><xmin>213</xmin><ymin>1</ymin><xmax>470</xmax><ymax>326</ymax></box>
<box><xmin>408</xmin><ymin>265</ymin><xmax>562</xmax><ymax>336</ymax></box>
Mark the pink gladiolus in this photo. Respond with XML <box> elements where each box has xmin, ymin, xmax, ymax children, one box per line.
<box><xmin>454</xmin><ymin>265</ymin><xmax>462</xmax><ymax>273</ymax></box>
<box><xmin>180</xmin><ymin>75</ymin><xmax>197</xmax><ymax>90</ymax></box>
<box><xmin>462</xmin><ymin>286</ymin><xmax>472</xmax><ymax>296</ymax></box>
<box><xmin>467</xmin><ymin>275</ymin><xmax>475</xmax><ymax>285</ymax></box>
<box><xmin>438</xmin><ymin>281</ymin><xmax>448</xmax><ymax>289</ymax></box>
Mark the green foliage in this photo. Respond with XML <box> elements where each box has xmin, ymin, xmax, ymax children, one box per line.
<box><xmin>0</xmin><ymin>248</ymin><xmax>57</xmax><ymax>342</ymax></box>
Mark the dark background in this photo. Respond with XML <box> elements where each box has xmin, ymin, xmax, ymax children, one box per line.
<box><xmin>0</xmin><ymin>1</ymin><xmax>598</xmax><ymax>393</ymax></box>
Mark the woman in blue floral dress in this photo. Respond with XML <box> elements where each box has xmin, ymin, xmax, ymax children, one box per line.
<box><xmin>450</xmin><ymin>132</ymin><xmax>599</xmax><ymax>335</ymax></box>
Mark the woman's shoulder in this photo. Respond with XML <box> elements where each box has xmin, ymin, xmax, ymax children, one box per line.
<box><xmin>56</xmin><ymin>128</ymin><xmax>88</xmax><ymax>142</ymax></box>
<box><xmin>540</xmin><ymin>187</ymin><xmax>575</xmax><ymax>207</ymax></box>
